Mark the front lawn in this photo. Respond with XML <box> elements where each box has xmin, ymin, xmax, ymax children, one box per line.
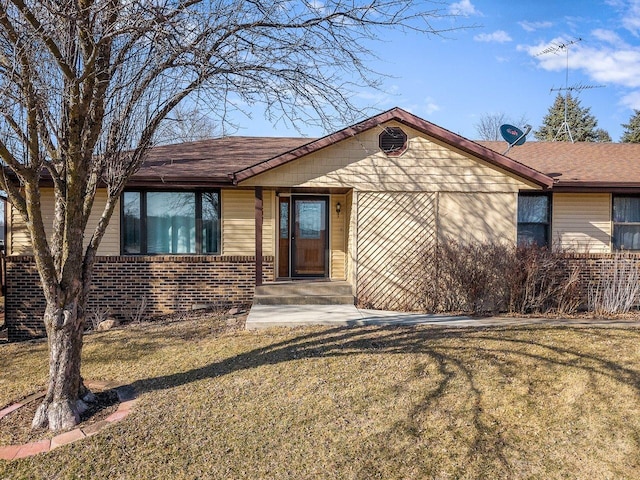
<box><xmin>1</xmin><ymin>315</ymin><xmax>640</xmax><ymax>479</ymax></box>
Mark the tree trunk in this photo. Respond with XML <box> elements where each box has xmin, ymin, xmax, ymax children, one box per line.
<box><xmin>32</xmin><ymin>299</ymin><xmax>88</xmax><ymax>432</ymax></box>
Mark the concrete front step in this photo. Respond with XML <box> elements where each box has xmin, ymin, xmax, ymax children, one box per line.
<box><xmin>253</xmin><ymin>281</ymin><xmax>354</xmax><ymax>306</ymax></box>
<box><xmin>254</xmin><ymin>294</ymin><xmax>354</xmax><ymax>305</ymax></box>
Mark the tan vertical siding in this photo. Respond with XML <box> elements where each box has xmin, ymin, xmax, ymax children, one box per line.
<box><xmin>222</xmin><ymin>189</ymin><xmax>255</xmax><ymax>256</ymax></box>
<box><xmin>8</xmin><ymin>188</ymin><xmax>120</xmax><ymax>256</ymax></box>
<box><xmin>330</xmin><ymin>194</ymin><xmax>346</xmax><ymax>280</ymax></box>
<box><xmin>552</xmin><ymin>193</ymin><xmax>611</xmax><ymax>253</ymax></box>
<box><xmin>439</xmin><ymin>192</ymin><xmax>517</xmax><ymax>243</ymax></box>
<box><xmin>8</xmin><ymin>202</ymin><xmax>30</xmax><ymax>255</ymax></box>
<box><xmin>91</xmin><ymin>189</ymin><xmax>120</xmax><ymax>255</ymax></box>
<box><xmin>221</xmin><ymin>188</ymin><xmax>272</xmax><ymax>257</ymax></box>
<box><xmin>345</xmin><ymin>191</ymin><xmax>355</xmax><ymax>289</ymax></box>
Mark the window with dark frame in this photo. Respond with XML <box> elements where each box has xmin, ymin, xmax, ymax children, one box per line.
<box><xmin>517</xmin><ymin>194</ymin><xmax>550</xmax><ymax>247</ymax></box>
<box><xmin>612</xmin><ymin>196</ymin><xmax>640</xmax><ymax>250</ymax></box>
<box><xmin>122</xmin><ymin>190</ymin><xmax>220</xmax><ymax>254</ymax></box>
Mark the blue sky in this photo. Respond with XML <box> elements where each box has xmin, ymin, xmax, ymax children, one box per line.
<box><xmin>235</xmin><ymin>0</ymin><xmax>640</xmax><ymax>142</ymax></box>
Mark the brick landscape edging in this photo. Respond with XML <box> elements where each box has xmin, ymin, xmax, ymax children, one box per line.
<box><xmin>0</xmin><ymin>381</ymin><xmax>137</xmax><ymax>461</ymax></box>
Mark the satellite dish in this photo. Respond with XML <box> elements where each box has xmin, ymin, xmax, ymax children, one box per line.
<box><xmin>500</xmin><ymin>124</ymin><xmax>531</xmax><ymax>155</ymax></box>
<box><xmin>500</xmin><ymin>124</ymin><xmax>526</xmax><ymax>146</ymax></box>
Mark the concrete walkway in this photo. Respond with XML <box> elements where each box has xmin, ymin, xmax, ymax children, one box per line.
<box><xmin>245</xmin><ymin>304</ymin><xmax>640</xmax><ymax>329</ymax></box>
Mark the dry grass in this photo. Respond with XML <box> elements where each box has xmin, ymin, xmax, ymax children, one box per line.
<box><xmin>2</xmin><ymin>315</ymin><xmax>640</xmax><ymax>479</ymax></box>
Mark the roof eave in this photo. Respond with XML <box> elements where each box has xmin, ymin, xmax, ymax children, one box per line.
<box><xmin>553</xmin><ymin>181</ymin><xmax>640</xmax><ymax>192</ymax></box>
<box><xmin>126</xmin><ymin>175</ymin><xmax>234</xmax><ymax>188</ymax></box>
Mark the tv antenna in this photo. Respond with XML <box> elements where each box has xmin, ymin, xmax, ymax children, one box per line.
<box><xmin>537</xmin><ymin>37</ymin><xmax>604</xmax><ymax>142</ymax></box>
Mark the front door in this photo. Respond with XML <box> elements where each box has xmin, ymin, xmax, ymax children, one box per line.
<box><xmin>290</xmin><ymin>196</ymin><xmax>329</xmax><ymax>277</ymax></box>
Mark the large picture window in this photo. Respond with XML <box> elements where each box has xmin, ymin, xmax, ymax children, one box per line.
<box><xmin>613</xmin><ymin>196</ymin><xmax>640</xmax><ymax>250</ymax></box>
<box><xmin>517</xmin><ymin>194</ymin><xmax>550</xmax><ymax>247</ymax></box>
<box><xmin>122</xmin><ymin>190</ymin><xmax>220</xmax><ymax>254</ymax></box>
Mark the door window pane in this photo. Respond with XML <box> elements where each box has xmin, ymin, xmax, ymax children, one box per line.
<box><xmin>297</xmin><ymin>201</ymin><xmax>325</xmax><ymax>239</ymax></box>
<box><xmin>280</xmin><ymin>201</ymin><xmax>289</xmax><ymax>239</ymax></box>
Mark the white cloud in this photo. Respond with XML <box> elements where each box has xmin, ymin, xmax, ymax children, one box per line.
<box><xmin>620</xmin><ymin>90</ymin><xmax>640</xmax><ymax>108</ymax></box>
<box><xmin>518</xmin><ymin>21</ymin><xmax>553</xmax><ymax>32</ymax></box>
<box><xmin>474</xmin><ymin>30</ymin><xmax>512</xmax><ymax>43</ymax></box>
<box><xmin>449</xmin><ymin>0</ymin><xmax>479</xmax><ymax>17</ymax></box>
<box><xmin>523</xmin><ymin>37</ymin><xmax>640</xmax><ymax>89</ymax></box>
<box><xmin>424</xmin><ymin>97</ymin><xmax>440</xmax><ymax>115</ymax></box>
<box><xmin>621</xmin><ymin>0</ymin><xmax>640</xmax><ymax>35</ymax></box>
<box><xmin>592</xmin><ymin>28</ymin><xmax>626</xmax><ymax>46</ymax></box>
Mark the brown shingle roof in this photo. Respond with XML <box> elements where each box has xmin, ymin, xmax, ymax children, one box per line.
<box><xmin>478</xmin><ymin>141</ymin><xmax>640</xmax><ymax>189</ymax></box>
<box><xmin>131</xmin><ymin>136</ymin><xmax>312</xmax><ymax>186</ymax></box>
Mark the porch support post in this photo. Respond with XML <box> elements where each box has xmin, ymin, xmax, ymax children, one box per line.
<box><xmin>255</xmin><ymin>186</ymin><xmax>263</xmax><ymax>286</ymax></box>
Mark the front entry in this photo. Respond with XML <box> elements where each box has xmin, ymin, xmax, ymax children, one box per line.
<box><xmin>279</xmin><ymin>195</ymin><xmax>329</xmax><ymax>278</ymax></box>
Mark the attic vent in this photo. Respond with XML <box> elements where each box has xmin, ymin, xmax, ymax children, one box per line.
<box><xmin>379</xmin><ymin>127</ymin><xmax>407</xmax><ymax>155</ymax></box>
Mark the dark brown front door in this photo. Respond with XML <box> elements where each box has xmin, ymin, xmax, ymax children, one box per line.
<box><xmin>291</xmin><ymin>196</ymin><xmax>328</xmax><ymax>277</ymax></box>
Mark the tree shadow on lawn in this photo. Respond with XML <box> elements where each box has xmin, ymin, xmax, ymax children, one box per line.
<box><xmin>130</xmin><ymin>324</ymin><xmax>640</xmax><ymax>475</ymax></box>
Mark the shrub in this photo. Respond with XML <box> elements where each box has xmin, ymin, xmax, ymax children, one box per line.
<box><xmin>420</xmin><ymin>240</ymin><xmax>583</xmax><ymax>315</ymax></box>
<box><xmin>506</xmin><ymin>245</ymin><xmax>582</xmax><ymax>315</ymax></box>
<box><xmin>420</xmin><ymin>240</ymin><xmax>511</xmax><ymax>314</ymax></box>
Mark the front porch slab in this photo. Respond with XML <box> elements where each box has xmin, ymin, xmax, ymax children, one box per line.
<box><xmin>245</xmin><ymin>304</ymin><xmax>475</xmax><ymax>329</ymax></box>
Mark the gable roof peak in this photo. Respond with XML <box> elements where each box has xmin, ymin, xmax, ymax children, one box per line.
<box><xmin>233</xmin><ymin>107</ymin><xmax>554</xmax><ymax>188</ymax></box>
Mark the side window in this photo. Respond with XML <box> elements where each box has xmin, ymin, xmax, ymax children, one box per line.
<box><xmin>612</xmin><ymin>196</ymin><xmax>640</xmax><ymax>250</ymax></box>
<box><xmin>517</xmin><ymin>194</ymin><xmax>550</xmax><ymax>247</ymax></box>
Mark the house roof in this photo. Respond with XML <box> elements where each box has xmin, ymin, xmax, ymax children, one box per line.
<box><xmin>130</xmin><ymin>136</ymin><xmax>312</xmax><ymax>186</ymax></box>
<box><xmin>478</xmin><ymin>141</ymin><xmax>640</xmax><ymax>191</ymax></box>
<box><xmin>133</xmin><ymin>108</ymin><xmax>554</xmax><ymax>189</ymax></box>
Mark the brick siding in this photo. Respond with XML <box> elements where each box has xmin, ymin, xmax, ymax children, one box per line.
<box><xmin>6</xmin><ymin>255</ymin><xmax>274</xmax><ymax>342</ymax></box>
<box><xmin>565</xmin><ymin>252</ymin><xmax>640</xmax><ymax>299</ymax></box>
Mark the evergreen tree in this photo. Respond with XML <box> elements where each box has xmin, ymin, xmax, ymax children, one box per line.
<box><xmin>534</xmin><ymin>93</ymin><xmax>606</xmax><ymax>142</ymax></box>
<box><xmin>594</xmin><ymin>128</ymin><xmax>612</xmax><ymax>143</ymax></box>
<box><xmin>621</xmin><ymin>110</ymin><xmax>640</xmax><ymax>143</ymax></box>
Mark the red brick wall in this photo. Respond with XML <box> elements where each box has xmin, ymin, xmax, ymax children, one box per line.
<box><xmin>6</xmin><ymin>255</ymin><xmax>274</xmax><ymax>341</ymax></box>
<box><xmin>565</xmin><ymin>252</ymin><xmax>640</xmax><ymax>283</ymax></box>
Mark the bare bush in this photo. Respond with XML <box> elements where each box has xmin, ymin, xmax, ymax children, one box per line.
<box><xmin>421</xmin><ymin>240</ymin><xmax>511</xmax><ymax>314</ymax></box>
<box><xmin>88</xmin><ymin>307</ymin><xmax>110</xmax><ymax>331</ymax></box>
<box><xmin>506</xmin><ymin>245</ymin><xmax>582</xmax><ymax>315</ymax></box>
<box><xmin>420</xmin><ymin>240</ymin><xmax>583</xmax><ymax>315</ymax></box>
<box><xmin>126</xmin><ymin>296</ymin><xmax>148</xmax><ymax>324</ymax></box>
<box><xmin>588</xmin><ymin>253</ymin><xmax>640</xmax><ymax>315</ymax></box>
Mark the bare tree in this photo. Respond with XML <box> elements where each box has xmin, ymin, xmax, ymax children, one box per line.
<box><xmin>154</xmin><ymin>105</ymin><xmax>219</xmax><ymax>145</ymax></box>
<box><xmin>0</xmin><ymin>1</ymin><xmax>460</xmax><ymax>432</ymax></box>
<box><xmin>475</xmin><ymin>112</ymin><xmax>529</xmax><ymax>141</ymax></box>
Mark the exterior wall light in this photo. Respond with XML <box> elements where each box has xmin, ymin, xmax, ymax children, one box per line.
<box><xmin>336</xmin><ymin>202</ymin><xmax>341</xmax><ymax>216</ymax></box>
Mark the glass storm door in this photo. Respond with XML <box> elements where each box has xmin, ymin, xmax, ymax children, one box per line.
<box><xmin>291</xmin><ymin>196</ymin><xmax>329</xmax><ymax>277</ymax></box>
